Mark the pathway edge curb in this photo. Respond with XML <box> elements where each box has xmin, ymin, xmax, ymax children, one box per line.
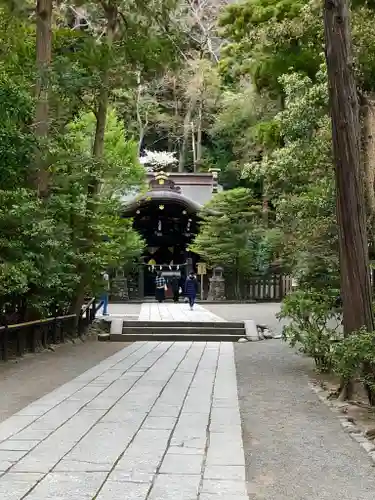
<box><xmin>309</xmin><ymin>382</ymin><xmax>375</xmax><ymax>466</ymax></box>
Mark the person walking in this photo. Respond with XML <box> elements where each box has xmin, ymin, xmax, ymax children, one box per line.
<box><xmin>155</xmin><ymin>271</ymin><xmax>166</xmax><ymax>303</ymax></box>
<box><xmin>100</xmin><ymin>271</ymin><xmax>110</xmax><ymax>316</ymax></box>
<box><xmin>185</xmin><ymin>272</ymin><xmax>198</xmax><ymax>310</ymax></box>
<box><xmin>171</xmin><ymin>275</ymin><xmax>181</xmax><ymax>303</ymax></box>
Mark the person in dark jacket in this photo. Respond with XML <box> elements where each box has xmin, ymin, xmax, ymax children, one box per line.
<box><xmin>155</xmin><ymin>272</ymin><xmax>166</xmax><ymax>303</ymax></box>
<box><xmin>185</xmin><ymin>272</ymin><xmax>198</xmax><ymax>310</ymax></box>
<box><xmin>171</xmin><ymin>276</ymin><xmax>181</xmax><ymax>303</ymax></box>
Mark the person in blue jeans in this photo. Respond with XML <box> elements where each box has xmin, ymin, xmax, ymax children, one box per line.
<box><xmin>101</xmin><ymin>271</ymin><xmax>110</xmax><ymax>315</ymax></box>
<box><xmin>184</xmin><ymin>272</ymin><xmax>198</xmax><ymax>310</ymax></box>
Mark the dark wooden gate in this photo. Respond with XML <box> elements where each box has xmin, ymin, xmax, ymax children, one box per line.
<box><xmin>245</xmin><ymin>274</ymin><xmax>292</xmax><ymax>302</ymax></box>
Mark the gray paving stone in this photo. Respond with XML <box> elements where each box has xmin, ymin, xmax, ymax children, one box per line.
<box><xmin>212</xmin><ymin>397</ymin><xmax>239</xmax><ymax>409</ymax></box>
<box><xmin>93</xmin><ymin>370</ymin><xmax>128</xmax><ymax>383</ymax></box>
<box><xmin>0</xmin><ymin>335</ymin><xmax>248</xmax><ymax>498</ymax></box>
<box><xmin>203</xmin><ymin>464</ymin><xmax>246</xmax><ymax>481</ymax></box>
<box><xmin>115</xmin><ymin>429</ymin><xmax>171</xmax><ymax>474</ymax></box>
<box><xmin>0</xmin><ymin>440</ymin><xmax>40</xmax><ymax>451</ymax></box>
<box><xmin>177</xmin><ymin>413</ymin><xmax>209</xmax><ymax>429</ymax></box>
<box><xmin>16</xmin><ymin>405</ymin><xmax>52</xmax><ymax>417</ymax></box>
<box><xmin>160</xmin><ymin>453</ymin><xmax>203</xmax><ymax>474</ymax></box>
<box><xmin>148</xmin><ymin>474</ymin><xmax>200</xmax><ymax>500</ymax></box>
<box><xmin>0</xmin><ymin>461</ymin><xmax>15</xmax><ymax>472</ymax></box>
<box><xmin>84</xmin><ymin>397</ymin><xmax>121</xmax><ymax>410</ymax></box>
<box><xmin>0</xmin><ymin>416</ymin><xmax>37</xmax><ymax>441</ymax></box>
<box><xmin>170</xmin><ymin>435</ymin><xmax>206</xmax><ymax>450</ymax></box>
<box><xmin>28</xmin><ymin>400</ymin><xmax>84</xmax><ymax>431</ymax></box>
<box><xmin>53</xmin><ymin>459</ymin><xmax>112</xmax><ymax>472</ymax></box>
<box><xmin>210</xmin><ymin>407</ymin><xmax>241</xmax><ymax>424</ymax></box>
<box><xmin>0</xmin><ymin>472</ymin><xmax>43</xmax><ymax>500</ymax></box>
<box><xmin>83</xmin><ymin>379</ymin><xmax>138</xmax><ymax>410</ymax></box>
<box><xmin>101</xmin><ymin>408</ymin><xmax>147</xmax><ymax>424</ymax></box>
<box><xmin>0</xmin><ymin>450</ymin><xmax>27</xmax><ymax>463</ymax></box>
<box><xmin>32</xmin><ymin>384</ymin><xmax>84</xmax><ymax>407</ymax></box>
<box><xmin>149</xmin><ymin>404</ymin><xmax>180</xmax><ymax>418</ymax></box>
<box><xmin>24</xmin><ymin>472</ymin><xmax>107</xmax><ymax>499</ymax></box>
<box><xmin>142</xmin><ymin>416</ymin><xmax>177</xmax><ymax>430</ymax></box>
<box><xmin>119</xmin><ymin>371</ymin><xmax>145</xmax><ymax>378</ymax></box>
<box><xmin>65</xmin><ymin>385</ymin><xmax>106</xmax><ymax>403</ymax></box>
<box><xmin>109</xmin><ymin>469</ymin><xmax>153</xmax><ymax>484</ymax></box>
<box><xmin>11</xmin><ymin>428</ymin><xmax>52</xmax><ymax>442</ymax></box>
<box><xmin>167</xmin><ymin>445</ymin><xmax>205</xmax><ymax>455</ymax></box>
<box><xmin>114</xmin><ymin>456</ymin><xmax>158</xmax><ymax>474</ymax></box>
<box><xmin>209</xmin><ymin>421</ymin><xmax>242</xmax><ymax>433</ymax></box>
<box><xmin>96</xmin><ymin>480</ymin><xmax>149</xmax><ymax>499</ymax></box>
<box><xmin>201</xmin><ymin>478</ymin><xmax>248</xmax><ymax>496</ymax></box>
<box><xmin>199</xmin><ymin>494</ymin><xmax>248</xmax><ymax>500</ymax></box>
<box><xmin>55</xmin><ymin>423</ymin><xmax>136</xmax><ymax>469</ymax></box>
<box><xmin>206</xmin><ymin>433</ymin><xmax>244</xmax><ymax>466</ymax></box>
<box><xmin>12</xmin><ymin>410</ymin><xmax>104</xmax><ymax>473</ymax></box>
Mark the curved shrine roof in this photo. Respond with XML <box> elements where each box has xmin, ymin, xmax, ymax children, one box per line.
<box><xmin>121</xmin><ymin>171</ymin><xmax>221</xmax><ymax>216</ymax></box>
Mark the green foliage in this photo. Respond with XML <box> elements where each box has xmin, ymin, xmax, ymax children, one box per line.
<box><xmin>332</xmin><ymin>329</ymin><xmax>375</xmax><ymax>395</ymax></box>
<box><xmin>190</xmin><ymin>188</ymin><xmax>262</xmax><ymax>270</ymax></box>
<box><xmin>50</xmin><ymin>109</ymin><xmax>145</xmax><ymax>301</ymax></box>
<box><xmin>207</xmin><ymin>82</ymin><xmax>278</xmax><ymax>189</ymax></box>
<box><xmin>0</xmin><ymin>1</ymin><xmax>162</xmax><ymax>321</ymax></box>
<box><xmin>218</xmin><ymin>0</ymin><xmax>321</xmax><ymax>93</ymax></box>
<box><xmin>190</xmin><ymin>188</ymin><xmax>268</xmax><ymax>297</ymax></box>
<box><xmin>211</xmin><ymin>0</ymin><xmax>375</xmax><ymax>404</ymax></box>
<box><xmin>243</xmin><ymin>67</ymin><xmax>339</xmax><ymax>286</ymax></box>
<box><xmin>0</xmin><ymin>73</ymin><xmax>34</xmax><ymax>188</ymax></box>
<box><xmin>279</xmin><ymin>289</ymin><xmax>341</xmax><ymax>372</ymax></box>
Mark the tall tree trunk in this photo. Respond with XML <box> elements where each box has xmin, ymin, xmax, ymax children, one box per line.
<box><xmin>323</xmin><ymin>0</ymin><xmax>374</xmax><ymax>400</ymax></box>
<box><xmin>361</xmin><ymin>96</ymin><xmax>375</xmax><ymax>241</ymax></box>
<box><xmin>262</xmin><ymin>196</ymin><xmax>269</xmax><ymax>226</ymax></box>
<box><xmin>33</xmin><ymin>0</ymin><xmax>53</xmax><ymax>196</ymax></box>
<box><xmin>196</xmin><ymin>100</ymin><xmax>203</xmax><ymax>168</ymax></box>
<box><xmin>191</xmin><ymin>121</ymin><xmax>196</xmax><ymax>169</ymax></box>
<box><xmin>179</xmin><ymin>97</ymin><xmax>196</xmax><ymax>172</ymax></box>
<box><xmin>136</xmin><ymin>71</ymin><xmax>146</xmax><ymax>156</ymax></box>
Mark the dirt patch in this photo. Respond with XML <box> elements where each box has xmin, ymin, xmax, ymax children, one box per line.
<box><xmin>310</xmin><ymin>372</ymin><xmax>375</xmax><ymax>439</ymax></box>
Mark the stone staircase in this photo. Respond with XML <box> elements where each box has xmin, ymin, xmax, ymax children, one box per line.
<box><xmin>106</xmin><ymin>320</ymin><xmax>247</xmax><ymax>342</ymax></box>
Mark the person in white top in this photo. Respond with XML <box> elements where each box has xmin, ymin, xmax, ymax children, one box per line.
<box><xmin>101</xmin><ymin>271</ymin><xmax>110</xmax><ymax>315</ymax></box>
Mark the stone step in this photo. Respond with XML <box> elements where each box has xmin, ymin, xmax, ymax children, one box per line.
<box><xmin>121</xmin><ymin>326</ymin><xmax>245</xmax><ymax>336</ymax></box>
<box><xmin>122</xmin><ymin>321</ymin><xmax>244</xmax><ymax>329</ymax></box>
<box><xmin>110</xmin><ymin>333</ymin><xmax>245</xmax><ymax>342</ymax></box>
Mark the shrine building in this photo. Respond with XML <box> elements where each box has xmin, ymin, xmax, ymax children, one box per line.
<box><xmin>118</xmin><ymin>169</ymin><xmax>221</xmax><ymax>300</ymax></box>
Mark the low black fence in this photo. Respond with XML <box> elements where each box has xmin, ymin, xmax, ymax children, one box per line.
<box><xmin>0</xmin><ymin>298</ymin><xmax>102</xmax><ymax>362</ymax></box>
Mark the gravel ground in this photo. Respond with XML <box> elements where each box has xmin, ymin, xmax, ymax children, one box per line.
<box><xmin>235</xmin><ymin>340</ymin><xmax>375</xmax><ymax>499</ymax></box>
<box><xmin>204</xmin><ymin>303</ymin><xmax>287</xmax><ymax>332</ymax></box>
<box><xmin>0</xmin><ymin>336</ymin><xmax>127</xmax><ymax>422</ymax></box>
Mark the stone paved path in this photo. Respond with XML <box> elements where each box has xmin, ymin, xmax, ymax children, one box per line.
<box><xmin>138</xmin><ymin>302</ymin><xmax>225</xmax><ymax>322</ymax></box>
<box><xmin>0</xmin><ymin>339</ymin><xmax>247</xmax><ymax>499</ymax></box>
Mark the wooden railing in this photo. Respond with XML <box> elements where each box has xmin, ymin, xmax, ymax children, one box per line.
<box><xmin>0</xmin><ymin>298</ymin><xmax>101</xmax><ymax>362</ymax></box>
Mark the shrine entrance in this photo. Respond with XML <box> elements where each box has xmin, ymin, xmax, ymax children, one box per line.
<box><xmin>122</xmin><ymin>171</ymin><xmax>202</xmax><ymax>299</ymax></box>
<box><xmin>134</xmin><ymin>199</ymin><xmax>199</xmax><ymax>296</ymax></box>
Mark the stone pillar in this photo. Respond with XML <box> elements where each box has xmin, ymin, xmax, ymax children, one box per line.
<box><xmin>111</xmin><ymin>269</ymin><xmax>129</xmax><ymax>301</ymax></box>
<box><xmin>209</xmin><ymin>168</ymin><xmax>220</xmax><ymax>193</ymax></box>
<box><xmin>208</xmin><ymin>266</ymin><xmax>226</xmax><ymax>301</ymax></box>
<box><xmin>138</xmin><ymin>264</ymin><xmax>144</xmax><ymax>299</ymax></box>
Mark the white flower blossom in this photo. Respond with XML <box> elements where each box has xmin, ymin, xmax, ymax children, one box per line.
<box><xmin>139</xmin><ymin>150</ymin><xmax>177</xmax><ymax>171</ymax></box>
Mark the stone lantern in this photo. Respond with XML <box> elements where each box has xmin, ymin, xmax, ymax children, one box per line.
<box><xmin>208</xmin><ymin>266</ymin><xmax>226</xmax><ymax>301</ymax></box>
